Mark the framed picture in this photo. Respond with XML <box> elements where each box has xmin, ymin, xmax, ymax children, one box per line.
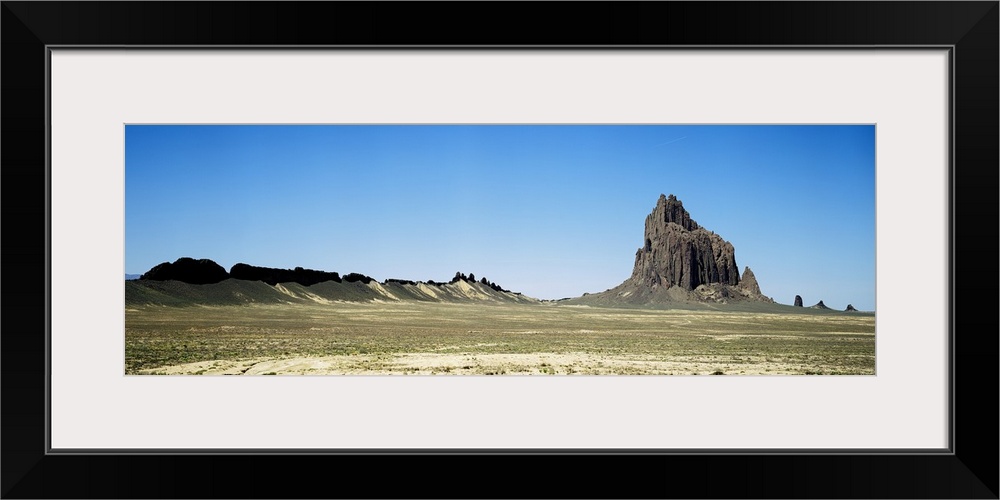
<box><xmin>3</xmin><ymin>2</ymin><xmax>996</xmax><ymax>498</ymax></box>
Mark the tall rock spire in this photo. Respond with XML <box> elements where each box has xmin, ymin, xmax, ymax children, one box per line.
<box><xmin>629</xmin><ymin>194</ymin><xmax>740</xmax><ymax>291</ymax></box>
<box><xmin>738</xmin><ymin>266</ymin><xmax>762</xmax><ymax>295</ymax></box>
<box><xmin>569</xmin><ymin>193</ymin><xmax>775</xmax><ymax>306</ymax></box>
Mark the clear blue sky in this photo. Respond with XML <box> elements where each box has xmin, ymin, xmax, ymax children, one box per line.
<box><xmin>126</xmin><ymin>125</ymin><xmax>875</xmax><ymax>310</ymax></box>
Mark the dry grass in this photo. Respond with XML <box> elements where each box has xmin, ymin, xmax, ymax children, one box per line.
<box><xmin>125</xmin><ymin>302</ymin><xmax>875</xmax><ymax>375</ymax></box>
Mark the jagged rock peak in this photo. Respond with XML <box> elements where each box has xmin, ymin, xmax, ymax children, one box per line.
<box><xmin>845</xmin><ymin>304</ymin><xmax>858</xmax><ymax>312</ymax></box>
<box><xmin>738</xmin><ymin>266</ymin><xmax>761</xmax><ymax>295</ymax></box>
<box><xmin>652</xmin><ymin>193</ymin><xmax>700</xmax><ymax>231</ymax></box>
<box><xmin>630</xmin><ymin>194</ymin><xmax>739</xmax><ymax>291</ymax></box>
<box><xmin>810</xmin><ymin>300</ymin><xmax>830</xmax><ymax>310</ymax></box>
<box><xmin>794</xmin><ymin>295</ymin><xmax>803</xmax><ymax>307</ymax></box>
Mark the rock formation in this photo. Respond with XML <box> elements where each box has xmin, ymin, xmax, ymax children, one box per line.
<box><xmin>131</xmin><ymin>257</ymin><xmax>536</xmax><ymax>305</ymax></box>
<box><xmin>629</xmin><ymin>194</ymin><xmax>740</xmax><ymax>290</ymax></box>
<box><xmin>810</xmin><ymin>300</ymin><xmax>830</xmax><ymax>310</ymax></box>
<box><xmin>845</xmin><ymin>304</ymin><xmax>858</xmax><ymax>312</ymax></box>
<box><xmin>567</xmin><ymin>194</ymin><xmax>774</xmax><ymax>306</ymax></box>
<box><xmin>738</xmin><ymin>267</ymin><xmax>761</xmax><ymax>295</ymax></box>
<box><xmin>343</xmin><ymin>272</ymin><xmax>374</xmax><ymax>284</ymax></box>
<box><xmin>139</xmin><ymin>257</ymin><xmax>229</xmax><ymax>284</ymax></box>
<box><xmin>385</xmin><ymin>278</ymin><xmax>417</xmax><ymax>286</ymax></box>
<box><xmin>794</xmin><ymin>295</ymin><xmax>803</xmax><ymax>307</ymax></box>
<box><xmin>691</xmin><ymin>265</ymin><xmax>774</xmax><ymax>303</ymax></box>
<box><xmin>230</xmin><ymin>263</ymin><xmax>341</xmax><ymax>286</ymax></box>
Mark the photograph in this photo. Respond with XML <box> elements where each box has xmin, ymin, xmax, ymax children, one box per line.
<box><xmin>3</xmin><ymin>0</ymin><xmax>995</xmax><ymax>497</ymax></box>
<box><xmin>125</xmin><ymin>124</ymin><xmax>876</xmax><ymax>376</ymax></box>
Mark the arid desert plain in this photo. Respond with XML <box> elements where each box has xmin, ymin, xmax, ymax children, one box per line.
<box><xmin>125</xmin><ymin>298</ymin><xmax>874</xmax><ymax>375</ymax></box>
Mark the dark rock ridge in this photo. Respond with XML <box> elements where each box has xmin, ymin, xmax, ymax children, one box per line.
<box><xmin>629</xmin><ymin>194</ymin><xmax>740</xmax><ymax>290</ymax></box>
<box><xmin>444</xmin><ymin>271</ymin><xmax>511</xmax><ymax>293</ymax></box>
<box><xmin>385</xmin><ymin>278</ymin><xmax>417</xmax><ymax>286</ymax></box>
<box><xmin>127</xmin><ymin>276</ymin><xmax>539</xmax><ymax>307</ymax></box>
<box><xmin>845</xmin><ymin>304</ymin><xmax>858</xmax><ymax>312</ymax></box>
<box><xmin>230</xmin><ymin>263</ymin><xmax>341</xmax><ymax>286</ymax></box>
<box><xmin>810</xmin><ymin>300</ymin><xmax>830</xmax><ymax>310</ymax></box>
<box><xmin>343</xmin><ymin>272</ymin><xmax>374</xmax><ymax>284</ymax></box>
<box><xmin>138</xmin><ymin>258</ymin><xmax>522</xmax><ymax>298</ymax></box>
<box><xmin>794</xmin><ymin>295</ymin><xmax>803</xmax><ymax>307</ymax></box>
<box><xmin>127</xmin><ymin>268</ymin><xmax>536</xmax><ymax>306</ymax></box>
<box><xmin>140</xmin><ymin>258</ymin><xmax>229</xmax><ymax>285</ymax></box>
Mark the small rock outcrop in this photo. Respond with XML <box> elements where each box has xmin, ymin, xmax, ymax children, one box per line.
<box><xmin>726</xmin><ymin>266</ymin><xmax>774</xmax><ymax>303</ymax></box>
<box><xmin>230</xmin><ymin>263</ymin><xmax>341</xmax><ymax>286</ymax></box>
<box><xmin>738</xmin><ymin>267</ymin><xmax>761</xmax><ymax>295</ymax></box>
<box><xmin>845</xmin><ymin>304</ymin><xmax>858</xmax><ymax>312</ymax></box>
<box><xmin>810</xmin><ymin>300</ymin><xmax>830</xmax><ymax>310</ymax></box>
<box><xmin>343</xmin><ymin>272</ymin><xmax>375</xmax><ymax>284</ymax></box>
<box><xmin>629</xmin><ymin>194</ymin><xmax>740</xmax><ymax>291</ymax></box>
<box><xmin>794</xmin><ymin>295</ymin><xmax>803</xmax><ymax>307</ymax></box>
<box><xmin>442</xmin><ymin>272</ymin><xmax>511</xmax><ymax>292</ymax></box>
<box><xmin>139</xmin><ymin>257</ymin><xmax>230</xmax><ymax>285</ymax></box>
<box><xmin>384</xmin><ymin>278</ymin><xmax>417</xmax><ymax>286</ymax></box>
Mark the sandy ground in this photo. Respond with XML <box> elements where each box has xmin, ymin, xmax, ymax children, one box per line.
<box><xmin>135</xmin><ymin>351</ymin><xmax>863</xmax><ymax>376</ymax></box>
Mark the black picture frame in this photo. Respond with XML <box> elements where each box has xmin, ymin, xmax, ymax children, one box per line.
<box><xmin>2</xmin><ymin>2</ymin><xmax>996</xmax><ymax>498</ymax></box>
